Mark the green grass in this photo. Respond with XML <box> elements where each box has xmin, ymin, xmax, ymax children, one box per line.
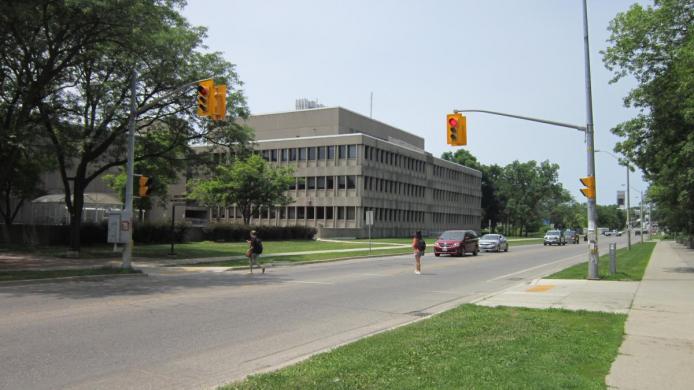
<box><xmin>0</xmin><ymin>240</ymin><xmax>399</xmax><ymax>260</ymax></box>
<box><xmin>0</xmin><ymin>267</ymin><xmax>141</xmax><ymax>282</ymax></box>
<box><xmin>191</xmin><ymin>247</ymin><xmax>413</xmax><ymax>267</ymax></box>
<box><xmin>509</xmin><ymin>238</ymin><xmax>544</xmax><ymax>246</ymax></box>
<box><xmin>546</xmin><ymin>242</ymin><xmax>656</xmax><ymax>281</ymax></box>
<box><xmin>222</xmin><ymin>305</ymin><xmax>626</xmax><ymax>390</ymax></box>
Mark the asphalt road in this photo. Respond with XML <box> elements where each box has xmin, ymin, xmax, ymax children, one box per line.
<box><xmin>0</xmin><ymin>234</ymin><xmax>633</xmax><ymax>390</ymax></box>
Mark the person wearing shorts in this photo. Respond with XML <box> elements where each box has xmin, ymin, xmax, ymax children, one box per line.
<box><xmin>412</xmin><ymin>230</ymin><xmax>425</xmax><ymax>275</ymax></box>
<box><xmin>247</xmin><ymin>230</ymin><xmax>265</xmax><ymax>274</ymax></box>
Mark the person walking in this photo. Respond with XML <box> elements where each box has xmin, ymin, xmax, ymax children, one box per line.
<box><xmin>246</xmin><ymin>230</ymin><xmax>265</xmax><ymax>274</ymax></box>
<box><xmin>412</xmin><ymin>231</ymin><xmax>425</xmax><ymax>275</ymax></box>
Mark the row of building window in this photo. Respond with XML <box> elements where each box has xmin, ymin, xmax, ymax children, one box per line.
<box><xmin>363</xmin><ymin>145</ymin><xmax>425</xmax><ymax>173</ymax></box>
<box><xmin>289</xmin><ymin>175</ymin><xmax>357</xmax><ymax>190</ymax></box>
<box><xmin>364</xmin><ymin>207</ymin><xmax>425</xmax><ymax>223</ymax></box>
<box><xmin>433</xmin><ymin>165</ymin><xmax>480</xmax><ymax>187</ymax></box>
<box><xmin>433</xmin><ymin>188</ymin><xmax>480</xmax><ymax>205</ymax></box>
<box><xmin>261</xmin><ymin>145</ymin><xmax>358</xmax><ymax>162</ymax></box>
<box><xmin>363</xmin><ymin>176</ymin><xmax>425</xmax><ymax>198</ymax></box>
<box><xmin>432</xmin><ymin>212</ymin><xmax>477</xmax><ymax>225</ymax></box>
<box><xmin>214</xmin><ymin>206</ymin><xmax>357</xmax><ymax>221</ymax></box>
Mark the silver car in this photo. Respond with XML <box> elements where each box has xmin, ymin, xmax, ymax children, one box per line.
<box><xmin>479</xmin><ymin>234</ymin><xmax>509</xmax><ymax>252</ymax></box>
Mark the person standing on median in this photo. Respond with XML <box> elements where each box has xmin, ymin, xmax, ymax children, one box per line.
<box><xmin>246</xmin><ymin>230</ymin><xmax>265</xmax><ymax>274</ymax></box>
<box><xmin>412</xmin><ymin>231</ymin><xmax>426</xmax><ymax>275</ymax></box>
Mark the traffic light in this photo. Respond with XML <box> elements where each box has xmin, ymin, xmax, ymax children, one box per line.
<box><xmin>138</xmin><ymin>176</ymin><xmax>154</xmax><ymax>197</ymax></box>
<box><xmin>196</xmin><ymin>79</ymin><xmax>216</xmax><ymax>117</ymax></box>
<box><xmin>580</xmin><ymin>176</ymin><xmax>596</xmax><ymax>199</ymax></box>
<box><xmin>212</xmin><ymin>84</ymin><xmax>227</xmax><ymax>120</ymax></box>
<box><xmin>446</xmin><ymin>113</ymin><xmax>467</xmax><ymax>146</ymax></box>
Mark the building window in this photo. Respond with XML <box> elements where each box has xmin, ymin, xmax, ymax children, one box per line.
<box><xmin>346</xmin><ymin>207</ymin><xmax>355</xmax><ymax>220</ymax></box>
<box><xmin>327</xmin><ymin>145</ymin><xmax>335</xmax><ymax>159</ymax></box>
<box><xmin>281</xmin><ymin>149</ymin><xmax>288</xmax><ymax>162</ymax></box>
<box><xmin>338</xmin><ymin>176</ymin><xmax>346</xmax><ymax>189</ymax></box>
<box><xmin>307</xmin><ymin>206</ymin><xmax>314</xmax><ymax>219</ymax></box>
<box><xmin>338</xmin><ymin>145</ymin><xmax>347</xmax><ymax>159</ymax></box>
<box><xmin>297</xmin><ymin>177</ymin><xmax>306</xmax><ymax>190</ymax></box>
<box><xmin>289</xmin><ymin>148</ymin><xmax>297</xmax><ymax>161</ymax></box>
<box><xmin>364</xmin><ymin>145</ymin><xmax>370</xmax><ymax>160</ymax></box>
<box><xmin>279</xmin><ymin>207</ymin><xmax>286</xmax><ymax>219</ymax></box>
<box><xmin>346</xmin><ymin>175</ymin><xmax>356</xmax><ymax>189</ymax></box>
<box><xmin>318</xmin><ymin>146</ymin><xmax>326</xmax><ymax>160</ymax></box>
<box><xmin>347</xmin><ymin>145</ymin><xmax>357</xmax><ymax>159</ymax></box>
<box><xmin>288</xmin><ymin>207</ymin><xmax>295</xmax><ymax>219</ymax></box>
<box><xmin>297</xmin><ymin>206</ymin><xmax>306</xmax><ymax>219</ymax></box>
<box><xmin>326</xmin><ymin>206</ymin><xmax>334</xmax><ymax>219</ymax></box>
<box><xmin>317</xmin><ymin>207</ymin><xmax>324</xmax><ymax>219</ymax></box>
<box><xmin>317</xmin><ymin>176</ymin><xmax>326</xmax><ymax>190</ymax></box>
<box><xmin>270</xmin><ymin>149</ymin><xmax>277</xmax><ymax>162</ymax></box>
<box><xmin>261</xmin><ymin>150</ymin><xmax>270</xmax><ymax>161</ymax></box>
<box><xmin>288</xmin><ymin>178</ymin><xmax>297</xmax><ymax>190</ymax></box>
<box><xmin>299</xmin><ymin>147</ymin><xmax>307</xmax><ymax>160</ymax></box>
<box><xmin>307</xmin><ymin>177</ymin><xmax>316</xmax><ymax>190</ymax></box>
<box><xmin>337</xmin><ymin>207</ymin><xmax>345</xmax><ymax>220</ymax></box>
<box><xmin>364</xmin><ymin>176</ymin><xmax>369</xmax><ymax>190</ymax></box>
<box><xmin>308</xmin><ymin>147</ymin><xmax>316</xmax><ymax>160</ymax></box>
<box><xmin>326</xmin><ymin>176</ymin><xmax>334</xmax><ymax>189</ymax></box>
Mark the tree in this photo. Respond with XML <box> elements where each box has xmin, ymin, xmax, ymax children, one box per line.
<box><xmin>188</xmin><ymin>154</ymin><xmax>295</xmax><ymax>225</ymax></box>
<box><xmin>603</xmin><ymin>0</ymin><xmax>694</xmax><ymax>237</ymax></box>
<box><xmin>7</xmin><ymin>1</ymin><xmax>251</xmax><ymax>251</ymax></box>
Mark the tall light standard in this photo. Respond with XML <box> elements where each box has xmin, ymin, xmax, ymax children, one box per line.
<box><xmin>596</xmin><ymin>149</ymin><xmax>632</xmax><ymax>250</ymax></box>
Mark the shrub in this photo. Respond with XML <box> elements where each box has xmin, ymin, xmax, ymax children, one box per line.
<box><xmin>203</xmin><ymin>224</ymin><xmax>316</xmax><ymax>241</ymax></box>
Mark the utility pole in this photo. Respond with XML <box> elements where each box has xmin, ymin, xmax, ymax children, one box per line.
<box><xmin>582</xmin><ymin>0</ymin><xmax>599</xmax><ymax>279</ymax></box>
<box><xmin>640</xmin><ymin>191</ymin><xmax>644</xmax><ymax>244</ymax></box>
<box><xmin>626</xmin><ymin>164</ymin><xmax>631</xmax><ymax>250</ymax></box>
<box><xmin>121</xmin><ymin>69</ymin><xmax>137</xmax><ymax>269</ymax></box>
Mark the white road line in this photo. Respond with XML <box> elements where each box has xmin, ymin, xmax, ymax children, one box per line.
<box><xmin>283</xmin><ymin>280</ymin><xmax>334</xmax><ymax>285</ymax></box>
<box><xmin>488</xmin><ymin>253</ymin><xmax>584</xmax><ymax>281</ymax></box>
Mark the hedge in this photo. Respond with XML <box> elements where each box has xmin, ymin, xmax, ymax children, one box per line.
<box><xmin>203</xmin><ymin>224</ymin><xmax>317</xmax><ymax>241</ymax></box>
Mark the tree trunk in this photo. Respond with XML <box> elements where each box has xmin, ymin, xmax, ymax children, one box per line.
<box><xmin>69</xmin><ymin>178</ymin><xmax>86</xmax><ymax>252</ymax></box>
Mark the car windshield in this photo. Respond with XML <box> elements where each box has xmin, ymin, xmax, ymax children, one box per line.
<box><xmin>439</xmin><ymin>231</ymin><xmax>465</xmax><ymax>241</ymax></box>
<box><xmin>481</xmin><ymin>234</ymin><xmax>499</xmax><ymax>240</ymax></box>
<box><xmin>546</xmin><ymin>231</ymin><xmax>560</xmax><ymax>236</ymax></box>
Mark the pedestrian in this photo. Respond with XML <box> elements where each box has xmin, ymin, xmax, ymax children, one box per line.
<box><xmin>412</xmin><ymin>230</ymin><xmax>425</xmax><ymax>274</ymax></box>
<box><xmin>246</xmin><ymin>230</ymin><xmax>265</xmax><ymax>274</ymax></box>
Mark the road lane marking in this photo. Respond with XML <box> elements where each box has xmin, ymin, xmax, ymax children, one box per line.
<box><xmin>283</xmin><ymin>280</ymin><xmax>334</xmax><ymax>285</ymax></box>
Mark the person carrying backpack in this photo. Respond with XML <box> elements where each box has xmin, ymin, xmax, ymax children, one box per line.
<box><xmin>412</xmin><ymin>230</ymin><xmax>425</xmax><ymax>275</ymax></box>
<box><xmin>246</xmin><ymin>230</ymin><xmax>265</xmax><ymax>274</ymax></box>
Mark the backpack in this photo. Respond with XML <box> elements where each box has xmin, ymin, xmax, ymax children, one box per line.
<box><xmin>416</xmin><ymin>239</ymin><xmax>426</xmax><ymax>252</ymax></box>
<box><xmin>253</xmin><ymin>238</ymin><xmax>263</xmax><ymax>254</ymax></box>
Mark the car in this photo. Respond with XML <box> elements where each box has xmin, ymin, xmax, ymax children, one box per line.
<box><xmin>565</xmin><ymin>230</ymin><xmax>580</xmax><ymax>244</ymax></box>
<box><xmin>479</xmin><ymin>234</ymin><xmax>509</xmax><ymax>252</ymax></box>
<box><xmin>603</xmin><ymin>230</ymin><xmax>613</xmax><ymax>236</ymax></box>
<box><xmin>543</xmin><ymin>230</ymin><xmax>566</xmax><ymax>246</ymax></box>
<box><xmin>434</xmin><ymin>230</ymin><xmax>479</xmax><ymax>257</ymax></box>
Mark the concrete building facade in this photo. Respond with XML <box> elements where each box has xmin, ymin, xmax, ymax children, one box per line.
<box><xmin>203</xmin><ymin>107</ymin><xmax>482</xmax><ymax>238</ymax></box>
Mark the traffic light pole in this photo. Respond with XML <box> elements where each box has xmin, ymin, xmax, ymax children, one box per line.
<box><xmin>582</xmin><ymin>0</ymin><xmax>599</xmax><ymax>279</ymax></box>
<box><xmin>122</xmin><ymin>69</ymin><xmax>137</xmax><ymax>269</ymax></box>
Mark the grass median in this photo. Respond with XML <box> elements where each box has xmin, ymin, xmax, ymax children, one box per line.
<box><xmin>222</xmin><ymin>304</ymin><xmax>625</xmax><ymax>389</ymax></box>
<box><xmin>546</xmin><ymin>241</ymin><xmax>656</xmax><ymax>281</ymax></box>
<box><xmin>0</xmin><ymin>267</ymin><xmax>141</xmax><ymax>282</ymax></box>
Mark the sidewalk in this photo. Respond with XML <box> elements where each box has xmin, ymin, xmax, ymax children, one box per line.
<box><xmin>606</xmin><ymin>241</ymin><xmax>694</xmax><ymax>390</ymax></box>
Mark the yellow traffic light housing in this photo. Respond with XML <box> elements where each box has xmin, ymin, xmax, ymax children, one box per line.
<box><xmin>580</xmin><ymin>176</ymin><xmax>596</xmax><ymax>199</ymax></box>
<box><xmin>138</xmin><ymin>176</ymin><xmax>154</xmax><ymax>197</ymax></box>
<box><xmin>446</xmin><ymin>113</ymin><xmax>467</xmax><ymax>146</ymax></box>
<box><xmin>212</xmin><ymin>84</ymin><xmax>227</xmax><ymax>121</ymax></box>
<box><xmin>196</xmin><ymin>79</ymin><xmax>216</xmax><ymax>117</ymax></box>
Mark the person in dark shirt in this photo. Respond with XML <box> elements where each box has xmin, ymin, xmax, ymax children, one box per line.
<box><xmin>246</xmin><ymin>230</ymin><xmax>265</xmax><ymax>274</ymax></box>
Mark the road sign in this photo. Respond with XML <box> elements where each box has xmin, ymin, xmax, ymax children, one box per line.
<box><xmin>365</xmin><ymin>210</ymin><xmax>374</xmax><ymax>226</ymax></box>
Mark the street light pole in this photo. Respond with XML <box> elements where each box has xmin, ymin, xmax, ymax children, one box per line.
<box><xmin>582</xmin><ymin>0</ymin><xmax>599</xmax><ymax>279</ymax></box>
<box><xmin>640</xmin><ymin>191</ymin><xmax>644</xmax><ymax>244</ymax></box>
<box><xmin>626</xmin><ymin>164</ymin><xmax>631</xmax><ymax>250</ymax></box>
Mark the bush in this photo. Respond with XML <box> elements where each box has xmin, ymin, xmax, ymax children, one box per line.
<box><xmin>203</xmin><ymin>224</ymin><xmax>316</xmax><ymax>241</ymax></box>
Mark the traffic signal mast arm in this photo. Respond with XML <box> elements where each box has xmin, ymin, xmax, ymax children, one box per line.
<box><xmin>134</xmin><ymin>77</ymin><xmax>218</xmax><ymax>116</ymax></box>
<box><xmin>453</xmin><ymin>109</ymin><xmax>586</xmax><ymax>132</ymax></box>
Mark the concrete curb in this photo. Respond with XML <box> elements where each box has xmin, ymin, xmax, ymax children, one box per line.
<box><xmin>0</xmin><ymin>271</ymin><xmax>147</xmax><ymax>287</ymax></box>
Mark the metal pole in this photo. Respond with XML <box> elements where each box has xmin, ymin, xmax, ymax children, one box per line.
<box><xmin>640</xmin><ymin>191</ymin><xmax>644</xmax><ymax>244</ymax></box>
<box><xmin>583</xmin><ymin>0</ymin><xmax>599</xmax><ymax>279</ymax></box>
<box><xmin>368</xmin><ymin>224</ymin><xmax>371</xmax><ymax>255</ymax></box>
<box><xmin>121</xmin><ymin>69</ymin><xmax>137</xmax><ymax>269</ymax></box>
<box><xmin>169</xmin><ymin>204</ymin><xmax>176</xmax><ymax>256</ymax></box>
<box><xmin>609</xmin><ymin>243</ymin><xmax>617</xmax><ymax>275</ymax></box>
<box><xmin>626</xmin><ymin>165</ymin><xmax>631</xmax><ymax>250</ymax></box>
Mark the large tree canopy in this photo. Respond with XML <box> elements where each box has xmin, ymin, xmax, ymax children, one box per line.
<box><xmin>1</xmin><ymin>0</ymin><xmax>251</xmax><ymax>250</ymax></box>
<box><xmin>603</xmin><ymin>0</ymin><xmax>694</xmax><ymax>235</ymax></box>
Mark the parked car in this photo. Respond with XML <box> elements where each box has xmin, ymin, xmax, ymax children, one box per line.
<box><xmin>434</xmin><ymin>230</ymin><xmax>479</xmax><ymax>257</ymax></box>
<box><xmin>543</xmin><ymin>230</ymin><xmax>566</xmax><ymax>246</ymax></box>
<box><xmin>603</xmin><ymin>230</ymin><xmax>613</xmax><ymax>236</ymax></box>
<box><xmin>565</xmin><ymin>230</ymin><xmax>580</xmax><ymax>244</ymax></box>
<box><xmin>479</xmin><ymin>234</ymin><xmax>509</xmax><ymax>252</ymax></box>
<box><xmin>616</xmin><ymin>231</ymin><xmax>623</xmax><ymax>237</ymax></box>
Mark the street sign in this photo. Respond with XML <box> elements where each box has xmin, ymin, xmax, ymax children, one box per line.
<box><xmin>365</xmin><ymin>210</ymin><xmax>374</xmax><ymax>226</ymax></box>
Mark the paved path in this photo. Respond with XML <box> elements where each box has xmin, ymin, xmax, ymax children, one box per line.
<box><xmin>0</xmin><ymin>236</ymin><xmax>627</xmax><ymax>389</ymax></box>
<box><xmin>607</xmin><ymin>241</ymin><xmax>694</xmax><ymax>390</ymax></box>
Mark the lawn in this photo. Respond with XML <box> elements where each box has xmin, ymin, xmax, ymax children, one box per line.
<box><xmin>0</xmin><ymin>240</ymin><xmax>400</xmax><ymax>260</ymax></box>
<box><xmin>546</xmin><ymin>242</ymin><xmax>656</xmax><ymax>281</ymax></box>
<box><xmin>192</xmin><ymin>247</ymin><xmax>413</xmax><ymax>267</ymax></box>
<box><xmin>0</xmin><ymin>267</ymin><xmax>141</xmax><ymax>282</ymax></box>
<box><xmin>222</xmin><ymin>304</ymin><xmax>626</xmax><ymax>390</ymax></box>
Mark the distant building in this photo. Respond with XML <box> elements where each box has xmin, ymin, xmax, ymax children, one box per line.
<box><xmin>295</xmin><ymin>98</ymin><xmax>325</xmax><ymax>110</ymax></box>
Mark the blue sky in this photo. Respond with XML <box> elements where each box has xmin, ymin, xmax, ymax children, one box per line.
<box><xmin>183</xmin><ymin>0</ymin><xmax>650</xmax><ymax>206</ymax></box>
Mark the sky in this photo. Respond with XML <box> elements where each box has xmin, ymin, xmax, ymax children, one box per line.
<box><xmin>182</xmin><ymin>0</ymin><xmax>650</xmax><ymax>206</ymax></box>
